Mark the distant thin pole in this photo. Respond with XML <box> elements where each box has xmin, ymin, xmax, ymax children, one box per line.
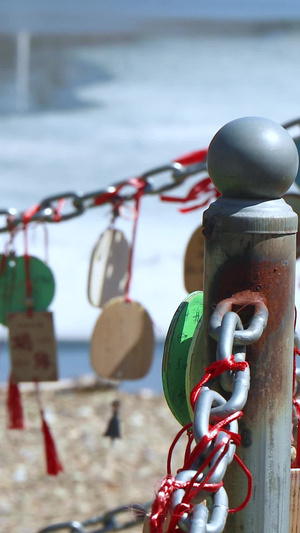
<box><xmin>16</xmin><ymin>31</ymin><xmax>31</xmax><ymax>113</ymax></box>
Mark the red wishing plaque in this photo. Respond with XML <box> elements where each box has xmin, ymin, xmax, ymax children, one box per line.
<box><xmin>7</xmin><ymin>311</ymin><xmax>58</xmax><ymax>382</ymax></box>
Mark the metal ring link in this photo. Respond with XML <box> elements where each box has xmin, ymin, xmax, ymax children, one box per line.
<box><xmin>174</xmin><ymin>486</ymin><xmax>229</xmax><ymax>533</ymax></box>
<box><xmin>73</xmin><ymin>189</ymin><xmax>108</xmax><ymax>210</ymax></box>
<box><xmin>39</xmin><ymin>192</ymin><xmax>85</xmax><ymax>221</ymax></box>
<box><xmin>216</xmin><ymin>313</ymin><xmax>244</xmax><ymax>362</ymax></box>
<box><xmin>38</xmin><ymin>503</ymin><xmax>150</xmax><ymax>533</ymax></box>
<box><xmin>205</xmin><ymin>487</ymin><xmax>229</xmax><ymax>533</ymax></box>
<box><xmin>210</xmin><ymin>292</ymin><xmax>268</xmax><ymax>346</ymax></box>
<box><xmin>282</xmin><ymin>117</ymin><xmax>300</xmax><ymax>129</ymax></box>
<box><xmin>172</xmin><ymin>470</ymin><xmax>229</xmax><ymax>533</ymax></box>
<box><xmin>172</xmin><ymin>470</ymin><xmax>205</xmax><ymax>533</ymax></box>
<box><xmin>192</xmin><ymin>389</ymin><xmax>241</xmax><ymax>473</ymax></box>
<box><xmin>38</xmin><ymin>521</ymin><xmax>85</xmax><ymax>532</ymax></box>
<box><xmin>141</xmin><ymin>162</ymin><xmax>186</xmax><ymax>195</ymax></box>
<box><xmin>216</xmin><ymin>312</ymin><xmax>245</xmax><ymax>392</ymax></box>
<box><xmin>172</xmin><ymin>161</ymin><xmax>208</xmax><ymax>182</ymax></box>
<box><xmin>0</xmin><ymin>208</ymin><xmax>22</xmax><ymax>233</ymax></box>
<box><xmin>29</xmin><ymin>207</ymin><xmax>55</xmax><ymax>223</ymax></box>
<box><xmin>208</xmin><ymin>422</ymin><xmax>238</xmax><ymax>485</ymax></box>
<box><xmin>210</xmin><ymin>366</ymin><xmax>250</xmax><ymax>424</ymax></box>
<box><xmin>193</xmin><ymin>388</ymin><xmax>226</xmax><ymax>452</ymax></box>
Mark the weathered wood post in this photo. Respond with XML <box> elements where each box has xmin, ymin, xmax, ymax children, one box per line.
<box><xmin>203</xmin><ymin>117</ymin><xmax>299</xmax><ymax>532</ymax></box>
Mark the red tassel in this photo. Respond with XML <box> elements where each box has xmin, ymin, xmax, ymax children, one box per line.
<box><xmin>7</xmin><ymin>374</ymin><xmax>25</xmax><ymax>429</ymax></box>
<box><xmin>40</xmin><ymin>409</ymin><xmax>63</xmax><ymax>476</ymax></box>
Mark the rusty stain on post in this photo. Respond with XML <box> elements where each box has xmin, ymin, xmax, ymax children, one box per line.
<box><xmin>203</xmin><ymin>117</ymin><xmax>299</xmax><ymax>532</ymax></box>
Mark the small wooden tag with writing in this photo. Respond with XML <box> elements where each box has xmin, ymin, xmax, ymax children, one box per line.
<box><xmin>87</xmin><ymin>228</ymin><xmax>130</xmax><ymax>308</ymax></box>
<box><xmin>90</xmin><ymin>296</ymin><xmax>154</xmax><ymax>380</ymax></box>
<box><xmin>8</xmin><ymin>311</ymin><xmax>58</xmax><ymax>382</ymax></box>
<box><xmin>183</xmin><ymin>226</ymin><xmax>205</xmax><ymax>293</ymax></box>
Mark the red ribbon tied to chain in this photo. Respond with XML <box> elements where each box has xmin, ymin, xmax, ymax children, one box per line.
<box><xmin>149</xmin><ymin>354</ymin><xmax>252</xmax><ymax>533</ymax></box>
<box><xmin>93</xmin><ymin>177</ymin><xmax>147</xmax><ymax>303</ymax></box>
<box><xmin>160</xmin><ymin>148</ymin><xmax>220</xmax><ymax>213</ymax></box>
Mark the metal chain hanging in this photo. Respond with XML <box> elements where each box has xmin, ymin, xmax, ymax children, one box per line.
<box><xmin>0</xmin><ymin>153</ymin><xmax>209</xmax><ymax>233</ymax></box>
<box><xmin>150</xmin><ymin>294</ymin><xmax>269</xmax><ymax>533</ymax></box>
<box><xmin>1</xmin><ymin>116</ymin><xmax>300</xmax><ymax>233</ymax></box>
<box><xmin>38</xmin><ymin>502</ymin><xmax>152</xmax><ymax>533</ymax></box>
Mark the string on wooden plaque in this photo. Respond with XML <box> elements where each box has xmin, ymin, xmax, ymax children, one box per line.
<box><xmin>90</xmin><ymin>181</ymin><xmax>154</xmax><ymax>444</ymax></box>
<box><xmin>4</xmin><ymin>206</ymin><xmax>62</xmax><ymax>474</ymax></box>
<box><xmin>0</xmin><ymin>230</ymin><xmax>26</xmax><ymax>430</ymax></box>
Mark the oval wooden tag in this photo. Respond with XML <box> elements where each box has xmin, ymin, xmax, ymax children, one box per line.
<box><xmin>184</xmin><ymin>226</ymin><xmax>205</xmax><ymax>293</ymax></box>
<box><xmin>0</xmin><ymin>254</ymin><xmax>55</xmax><ymax>325</ymax></box>
<box><xmin>90</xmin><ymin>296</ymin><xmax>154</xmax><ymax>380</ymax></box>
<box><xmin>162</xmin><ymin>291</ymin><xmax>203</xmax><ymax>426</ymax></box>
<box><xmin>87</xmin><ymin>228</ymin><xmax>130</xmax><ymax>308</ymax></box>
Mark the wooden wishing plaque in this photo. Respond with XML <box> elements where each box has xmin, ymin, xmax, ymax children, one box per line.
<box><xmin>7</xmin><ymin>311</ymin><xmax>58</xmax><ymax>382</ymax></box>
<box><xmin>183</xmin><ymin>226</ymin><xmax>205</xmax><ymax>293</ymax></box>
<box><xmin>87</xmin><ymin>228</ymin><xmax>130</xmax><ymax>308</ymax></box>
<box><xmin>90</xmin><ymin>296</ymin><xmax>154</xmax><ymax>380</ymax></box>
<box><xmin>0</xmin><ymin>254</ymin><xmax>55</xmax><ymax>325</ymax></box>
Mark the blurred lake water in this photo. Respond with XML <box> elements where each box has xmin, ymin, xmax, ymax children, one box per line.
<box><xmin>1</xmin><ymin>9</ymin><xmax>300</xmax><ymax>377</ymax></box>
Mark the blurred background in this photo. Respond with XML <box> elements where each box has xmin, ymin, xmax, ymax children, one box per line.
<box><xmin>1</xmin><ymin>3</ymin><xmax>300</xmax><ymax>532</ymax></box>
<box><xmin>1</xmin><ymin>1</ymin><xmax>300</xmax><ymax>390</ymax></box>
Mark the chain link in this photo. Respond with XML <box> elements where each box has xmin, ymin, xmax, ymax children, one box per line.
<box><xmin>1</xmin><ymin>116</ymin><xmax>298</xmax><ymax>234</ymax></box>
<box><xmin>37</xmin><ymin>502</ymin><xmax>152</xmax><ymax>533</ymax></box>
<box><xmin>171</xmin><ymin>295</ymin><xmax>268</xmax><ymax>532</ymax></box>
<box><xmin>0</xmin><ymin>157</ymin><xmax>207</xmax><ymax>233</ymax></box>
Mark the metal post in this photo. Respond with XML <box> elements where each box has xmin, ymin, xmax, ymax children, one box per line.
<box><xmin>16</xmin><ymin>31</ymin><xmax>31</xmax><ymax>113</ymax></box>
<box><xmin>202</xmin><ymin>117</ymin><xmax>299</xmax><ymax>532</ymax></box>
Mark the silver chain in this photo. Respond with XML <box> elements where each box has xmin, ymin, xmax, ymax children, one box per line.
<box><xmin>37</xmin><ymin>502</ymin><xmax>152</xmax><ymax>533</ymax></box>
<box><xmin>1</xmin><ymin>116</ymin><xmax>298</xmax><ymax>235</ymax></box>
<box><xmin>0</xmin><ymin>159</ymin><xmax>207</xmax><ymax>233</ymax></box>
<box><xmin>172</xmin><ymin>297</ymin><xmax>269</xmax><ymax>532</ymax></box>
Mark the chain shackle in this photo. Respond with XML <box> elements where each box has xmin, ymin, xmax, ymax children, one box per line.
<box><xmin>210</xmin><ymin>291</ymin><xmax>269</xmax><ymax>346</ymax></box>
<box><xmin>170</xmin><ymin>293</ymin><xmax>268</xmax><ymax>533</ymax></box>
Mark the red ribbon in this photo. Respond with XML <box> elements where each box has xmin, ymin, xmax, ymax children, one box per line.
<box><xmin>35</xmin><ymin>383</ymin><xmax>63</xmax><ymax>476</ymax></box>
<box><xmin>93</xmin><ymin>178</ymin><xmax>147</xmax><ymax>302</ymax></box>
<box><xmin>161</xmin><ymin>176</ymin><xmax>220</xmax><ymax>213</ymax></box>
<box><xmin>150</xmin><ymin>354</ymin><xmax>252</xmax><ymax>532</ymax></box>
<box><xmin>190</xmin><ymin>355</ymin><xmax>249</xmax><ymax>410</ymax></box>
<box><xmin>124</xmin><ymin>180</ymin><xmax>146</xmax><ymax>302</ymax></box>
<box><xmin>7</xmin><ymin>374</ymin><xmax>25</xmax><ymax>430</ymax></box>
<box><xmin>19</xmin><ymin>209</ymin><xmax>64</xmax><ymax>475</ymax></box>
<box><xmin>173</xmin><ymin>148</ymin><xmax>207</xmax><ymax>167</ymax></box>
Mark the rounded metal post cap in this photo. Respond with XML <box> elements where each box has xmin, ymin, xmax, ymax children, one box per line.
<box><xmin>207</xmin><ymin>116</ymin><xmax>299</xmax><ymax>199</ymax></box>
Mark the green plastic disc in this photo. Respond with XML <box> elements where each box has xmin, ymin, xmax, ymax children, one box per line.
<box><xmin>0</xmin><ymin>254</ymin><xmax>55</xmax><ymax>325</ymax></box>
<box><xmin>185</xmin><ymin>316</ymin><xmax>206</xmax><ymax>420</ymax></box>
<box><xmin>162</xmin><ymin>291</ymin><xmax>203</xmax><ymax>426</ymax></box>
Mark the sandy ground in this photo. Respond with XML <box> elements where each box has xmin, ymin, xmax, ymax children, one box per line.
<box><xmin>0</xmin><ymin>379</ymin><xmax>186</xmax><ymax>533</ymax></box>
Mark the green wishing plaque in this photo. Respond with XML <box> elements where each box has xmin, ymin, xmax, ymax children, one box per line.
<box><xmin>185</xmin><ymin>316</ymin><xmax>205</xmax><ymax>420</ymax></box>
<box><xmin>0</xmin><ymin>254</ymin><xmax>55</xmax><ymax>325</ymax></box>
<box><xmin>162</xmin><ymin>291</ymin><xmax>203</xmax><ymax>426</ymax></box>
